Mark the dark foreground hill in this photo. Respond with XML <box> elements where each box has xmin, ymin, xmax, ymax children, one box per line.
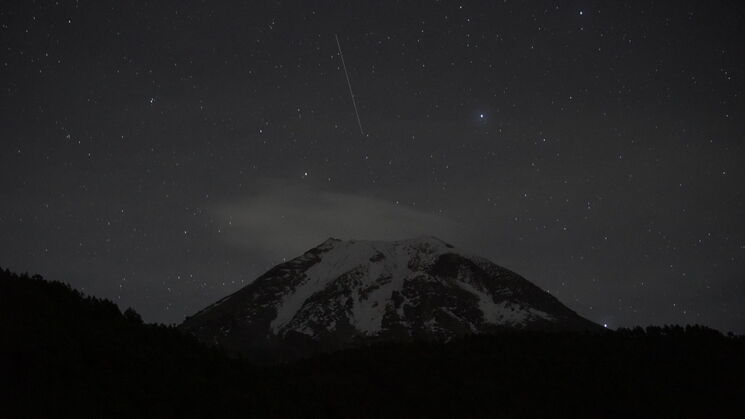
<box><xmin>2</xmin><ymin>268</ymin><xmax>744</xmax><ymax>418</ymax></box>
<box><xmin>0</xmin><ymin>269</ymin><xmax>252</xmax><ymax>418</ymax></box>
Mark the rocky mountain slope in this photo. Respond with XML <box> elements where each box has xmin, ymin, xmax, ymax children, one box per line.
<box><xmin>181</xmin><ymin>237</ymin><xmax>601</xmax><ymax>363</ymax></box>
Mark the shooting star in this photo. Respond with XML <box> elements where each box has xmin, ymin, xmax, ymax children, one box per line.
<box><xmin>335</xmin><ymin>34</ymin><xmax>364</xmax><ymax>136</ymax></box>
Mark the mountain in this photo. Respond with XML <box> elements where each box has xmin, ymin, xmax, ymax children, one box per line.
<box><xmin>181</xmin><ymin>236</ymin><xmax>601</xmax><ymax>363</ymax></box>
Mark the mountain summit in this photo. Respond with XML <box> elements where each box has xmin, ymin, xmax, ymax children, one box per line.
<box><xmin>181</xmin><ymin>237</ymin><xmax>601</xmax><ymax>363</ymax></box>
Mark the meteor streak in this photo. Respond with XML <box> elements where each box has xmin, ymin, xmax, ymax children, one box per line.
<box><xmin>335</xmin><ymin>34</ymin><xmax>364</xmax><ymax>136</ymax></box>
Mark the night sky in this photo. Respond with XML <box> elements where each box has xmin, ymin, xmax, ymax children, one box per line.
<box><xmin>2</xmin><ymin>1</ymin><xmax>744</xmax><ymax>333</ymax></box>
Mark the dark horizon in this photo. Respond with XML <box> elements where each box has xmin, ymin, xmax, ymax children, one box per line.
<box><xmin>1</xmin><ymin>1</ymin><xmax>744</xmax><ymax>334</ymax></box>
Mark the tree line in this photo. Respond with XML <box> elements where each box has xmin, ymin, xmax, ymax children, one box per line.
<box><xmin>1</xmin><ymin>268</ymin><xmax>743</xmax><ymax>418</ymax></box>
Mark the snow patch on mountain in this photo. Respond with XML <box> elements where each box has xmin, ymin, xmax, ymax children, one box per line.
<box><xmin>271</xmin><ymin>236</ymin><xmax>453</xmax><ymax>335</ymax></box>
<box><xmin>269</xmin><ymin>236</ymin><xmax>555</xmax><ymax>336</ymax></box>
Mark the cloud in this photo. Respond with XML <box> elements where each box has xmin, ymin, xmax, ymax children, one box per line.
<box><xmin>213</xmin><ymin>180</ymin><xmax>461</xmax><ymax>259</ymax></box>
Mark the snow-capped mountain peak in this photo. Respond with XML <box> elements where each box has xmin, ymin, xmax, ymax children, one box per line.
<box><xmin>181</xmin><ymin>237</ymin><xmax>600</xmax><ymax>363</ymax></box>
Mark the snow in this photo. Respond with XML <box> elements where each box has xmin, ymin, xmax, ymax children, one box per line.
<box><xmin>270</xmin><ymin>237</ymin><xmax>451</xmax><ymax>335</ymax></box>
<box><xmin>455</xmin><ymin>279</ymin><xmax>504</xmax><ymax>324</ymax></box>
<box><xmin>267</xmin><ymin>236</ymin><xmax>556</xmax><ymax>337</ymax></box>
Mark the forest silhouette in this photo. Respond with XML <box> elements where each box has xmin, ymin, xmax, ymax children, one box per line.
<box><xmin>1</xmin><ymin>268</ymin><xmax>743</xmax><ymax>418</ymax></box>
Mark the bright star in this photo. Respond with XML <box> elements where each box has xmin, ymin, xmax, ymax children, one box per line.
<box><xmin>479</xmin><ymin>114</ymin><xmax>484</xmax><ymax>118</ymax></box>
